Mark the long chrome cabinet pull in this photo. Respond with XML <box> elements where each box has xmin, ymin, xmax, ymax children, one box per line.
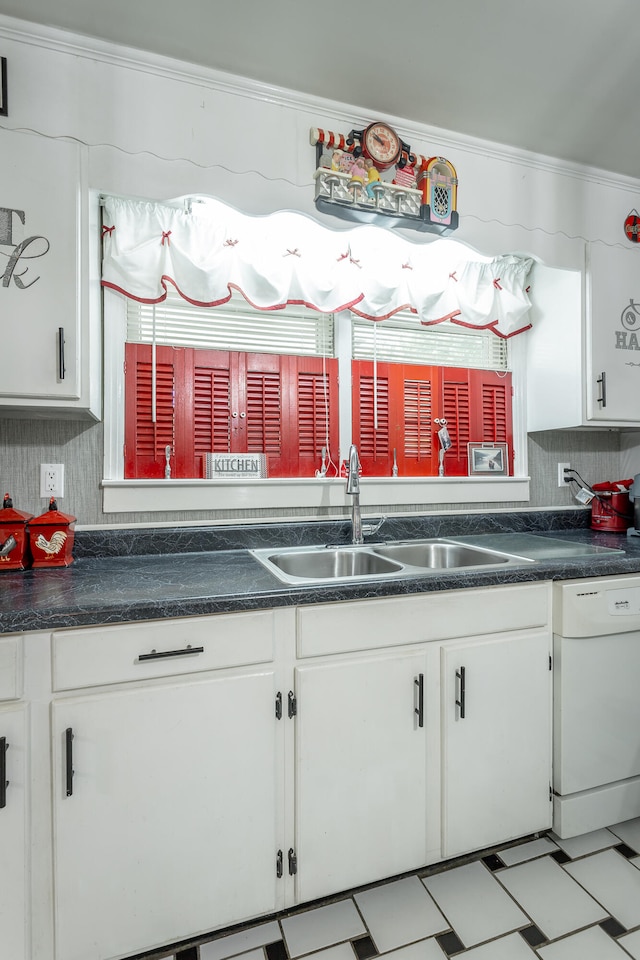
<box><xmin>58</xmin><ymin>327</ymin><xmax>66</xmax><ymax>380</ymax></box>
<box><xmin>596</xmin><ymin>371</ymin><xmax>607</xmax><ymax>407</ymax></box>
<box><xmin>414</xmin><ymin>674</ymin><xmax>424</xmax><ymax>728</ymax></box>
<box><xmin>455</xmin><ymin>666</ymin><xmax>466</xmax><ymax>719</ymax></box>
<box><xmin>138</xmin><ymin>645</ymin><xmax>204</xmax><ymax>662</ymax></box>
<box><xmin>0</xmin><ymin>737</ymin><xmax>8</xmax><ymax>809</ymax></box>
<box><xmin>65</xmin><ymin>727</ymin><xmax>74</xmax><ymax>797</ymax></box>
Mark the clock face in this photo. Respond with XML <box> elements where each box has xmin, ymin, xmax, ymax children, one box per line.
<box><xmin>363</xmin><ymin>122</ymin><xmax>401</xmax><ymax>169</ymax></box>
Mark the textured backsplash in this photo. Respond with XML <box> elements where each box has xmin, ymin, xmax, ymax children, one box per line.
<box><xmin>0</xmin><ymin>417</ymin><xmax>626</xmax><ymax>527</ymax></box>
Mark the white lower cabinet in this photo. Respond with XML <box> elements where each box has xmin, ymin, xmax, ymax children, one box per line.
<box><xmin>18</xmin><ymin>581</ymin><xmax>553</xmax><ymax>960</ymax></box>
<box><xmin>52</xmin><ymin>670</ymin><xmax>280</xmax><ymax>960</ymax></box>
<box><xmin>440</xmin><ymin>629</ymin><xmax>552</xmax><ymax>858</ymax></box>
<box><xmin>294</xmin><ymin>651</ymin><xmax>431</xmax><ymax>902</ymax></box>
<box><xmin>0</xmin><ymin>703</ymin><xmax>29</xmax><ymax>960</ymax></box>
<box><xmin>49</xmin><ymin>610</ymin><xmax>284</xmax><ymax>960</ymax></box>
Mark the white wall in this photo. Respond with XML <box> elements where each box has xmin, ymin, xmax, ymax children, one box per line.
<box><xmin>0</xmin><ymin>15</ymin><xmax>635</xmax><ymax>525</ymax></box>
<box><xmin>4</xmin><ymin>16</ymin><xmax>639</xmax><ymax>264</ymax></box>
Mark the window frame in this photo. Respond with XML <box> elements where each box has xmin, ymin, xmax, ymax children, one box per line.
<box><xmin>102</xmin><ymin>290</ymin><xmax>530</xmax><ymax>515</ymax></box>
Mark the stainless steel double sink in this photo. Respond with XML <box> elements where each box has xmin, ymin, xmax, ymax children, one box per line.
<box><xmin>250</xmin><ymin>538</ymin><xmax>535</xmax><ymax>585</ymax></box>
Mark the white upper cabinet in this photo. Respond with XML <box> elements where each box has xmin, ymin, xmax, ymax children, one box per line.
<box><xmin>0</xmin><ymin>129</ymin><xmax>100</xmax><ymax>420</ymax></box>
<box><xmin>527</xmin><ymin>248</ymin><xmax>640</xmax><ymax>430</ymax></box>
<box><xmin>586</xmin><ymin>242</ymin><xmax>640</xmax><ymax>423</ymax></box>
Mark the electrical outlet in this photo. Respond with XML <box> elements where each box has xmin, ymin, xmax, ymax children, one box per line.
<box><xmin>40</xmin><ymin>463</ymin><xmax>65</xmax><ymax>498</ymax></box>
<box><xmin>558</xmin><ymin>462</ymin><xmax>571</xmax><ymax>487</ymax></box>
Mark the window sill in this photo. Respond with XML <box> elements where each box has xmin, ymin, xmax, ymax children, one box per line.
<box><xmin>101</xmin><ymin>476</ymin><xmax>531</xmax><ymax>514</ymax></box>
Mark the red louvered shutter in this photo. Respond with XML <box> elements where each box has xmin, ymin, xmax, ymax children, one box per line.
<box><xmin>441</xmin><ymin>368</ymin><xmax>472</xmax><ymax>475</ymax></box>
<box><xmin>241</xmin><ymin>353</ymin><xmax>284</xmax><ymax>475</ymax></box>
<box><xmin>470</xmin><ymin>369</ymin><xmax>513</xmax><ymax>474</ymax></box>
<box><xmin>400</xmin><ymin>366</ymin><xmax>438</xmax><ymax>476</ymax></box>
<box><xmin>192</xmin><ymin>352</ymin><xmax>232</xmax><ymax>477</ymax></box>
<box><xmin>292</xmin><ymin>357</ymin><xmax>339</xmax><ymax>477</ymax></box>
<box><xmin>124</xmin><ymin>343</ymin><xmax>177</xmax><ymax>479</ymax></box>
<box><xmin>352</xmin><ymin>361</ymin><xmax>392</xmax><ymax>476</ymax></box>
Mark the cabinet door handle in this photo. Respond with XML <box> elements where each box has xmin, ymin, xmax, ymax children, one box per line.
<box><xmin>65</xmin><ymin>727</ymin><xmax>74</xmax><ymax>797</ymax></box>
<box><xmin>455</xmin><ymin>666</ymin><xmax>466</xmax><ymax>719</ymax></box>
<box><xmin>58</xmin><ymin>327</ymin><xmax>66</xmax><ymax>381</ymax></box>
<box><xmin>596</xmin><ymin>371</ymin><xmax>607</xmax><ymax>407</ymax></box>
<box><xmin>414</xmin><ymin>674</ymin><xmax>424</xmax><ymax>728</ymax></box>
<box><xmin>138</xmin><ymin>645</ymin><xmax>204</xmax><ymax>662</ymax></box>
<box><xmin>0</xmin><ymin>737</ymin><xmax>8</xmax><ymax>809</ymax></box>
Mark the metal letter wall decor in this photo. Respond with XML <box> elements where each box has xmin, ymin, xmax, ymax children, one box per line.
<box><xmin>310</xmin><ymin>122</ymin><xmax>459</xmax><ymax>234</ymax></box>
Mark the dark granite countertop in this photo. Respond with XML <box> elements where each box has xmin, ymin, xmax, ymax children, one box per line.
<box><xmin>2</xmin><ymin>510</ymin><xmax>640</xmax><ymax>634</ymax></box>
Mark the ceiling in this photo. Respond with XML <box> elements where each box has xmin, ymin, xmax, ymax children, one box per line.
<box><xmin>1</xmin><ymin>0</ymin><xmax>639</xmax><ymax>180</ymax></box>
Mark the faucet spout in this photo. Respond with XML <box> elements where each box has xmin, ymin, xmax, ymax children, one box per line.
<box><xmin>346</xmin><ymin>444</ymin><xmax>363</xmax><ymax>545</ymax></box>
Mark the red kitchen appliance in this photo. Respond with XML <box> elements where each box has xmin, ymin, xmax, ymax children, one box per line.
<box><xmin>0</xmin><ymin>493</ymin><xmax>33</xmax><ymax>571</ymax></box>
<box><xmin>28</xmin><ymin>498</ymin><xmax>76</xmax><ymax>568</ymax></box>
<box><xmin>590</xmin><ymin>479</ymin><xmax>633</xmax><ymax>532</ymax></box>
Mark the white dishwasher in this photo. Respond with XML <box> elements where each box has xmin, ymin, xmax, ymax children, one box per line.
<box><xmin>553</xmin><ymin>574</ymin><xmax>640</xmax><ymax>838</ymax></box>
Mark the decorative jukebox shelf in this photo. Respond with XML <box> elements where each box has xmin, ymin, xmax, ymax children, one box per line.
<box><xmin>310</xmin><ymin>124</ymin><xmax>459</xmax><ymax>235</ymax></box>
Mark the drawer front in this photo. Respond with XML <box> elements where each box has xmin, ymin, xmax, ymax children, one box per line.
<box><xmin>53</xmin><ymin>610</ymin><xmax>275</xmax><ymax>690</ymax></box>
<box><xmin>297</xmin><ymin>582</ymin><xmax>551</xmax><ymax>657</ymax></box>
<box><xmin>0</xmin><ymin>637</ymin><xmax>22</xmax><ymax>701</ymax></box>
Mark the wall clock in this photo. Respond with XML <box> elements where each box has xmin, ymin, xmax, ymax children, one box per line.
<box><xmin>361</xmin><ymin>122</ymin><xmax>401</xmax><ymax>170</ymax></box>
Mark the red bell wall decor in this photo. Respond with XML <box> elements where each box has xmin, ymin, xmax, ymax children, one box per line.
<box><xmin>624</xmin><ymin>209</ymin><xmax>640</xmax><ymax>243</ymax></box>
<box><xmin>28</xmin><ymin>498</ymin><xmax>76</xmax><ymax>568</ymax></box>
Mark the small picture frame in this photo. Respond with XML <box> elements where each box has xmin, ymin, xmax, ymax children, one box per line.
<box><xmin>0</xmin><ymin>58</ymin><xmax>7</xmax><ymax>117</ymax></box>
<box><xmin>467</xmin><ymin>442</ymin><xmax>508</xmax><ymax>477</ymax></box>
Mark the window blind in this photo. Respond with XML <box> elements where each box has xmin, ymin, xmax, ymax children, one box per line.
<box><xmin>126</xmin><ymin>290</ymin><xmax>335</xmax><ymax>358</ymax></box>
<box><xmin>352</xmin><ymin>315</ymin><xmax>508</xmax><ymax>370</ymax></box>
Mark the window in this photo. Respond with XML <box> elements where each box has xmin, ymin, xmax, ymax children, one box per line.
<box><xmin>353</xmin><ymin>361</ymin><xmax>512</xmax><ymax>478</ymax></box>
<box><xmin>124</xmin><ymin>292</ymin><xmax>337</xmax><ymax>480</ymax></box>
<box><xmin>99</xmin><ymin>196</ymin><xmax>531</xmax><ymax>512</ymax></box>
<box><xmin>350</xmin><ymin>314</ymin><xmax>512</xmax><ymax>478</ymax></box>
<box><xmin>122</xmin><ymin>293</ymin><xmax>513</xmax><ymax>481</ymax></box>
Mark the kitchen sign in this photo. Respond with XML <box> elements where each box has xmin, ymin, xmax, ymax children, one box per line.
<box><xmin>205</xmin><ymin>454</ymin><xmax>268</xmax><ymax>478</ymax></box>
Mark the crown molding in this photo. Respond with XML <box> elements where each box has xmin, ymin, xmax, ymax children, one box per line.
<box><xmin>1</xmin><ymin>12</ymin><xmax>639</xmax><ymax>195</ymax></box>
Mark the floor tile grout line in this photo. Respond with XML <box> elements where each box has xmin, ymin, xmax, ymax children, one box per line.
<box><xmin>525</xmin><ymin>919</ymin><xmax>638</xmax><ymax>957</ymax></box>
<box><xmin>488</xmin><ymin>850</ymin><xmax>638</xmax><ymax>943</ymax></box>
<box><xmin>349</xmin><ymin>892</ymin><xmax>378</xmax><ymax>956</ymax></box>
<box><xmin>555</xmin><ymin>846</ymin><xmax>640</xmax><ymax>931</ymax></box>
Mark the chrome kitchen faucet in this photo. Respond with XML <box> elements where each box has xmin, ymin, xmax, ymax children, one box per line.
<box><xmin>346</xmin><ymin>444</ymin><xmax>363</xmax><ymax>545</ymax></box>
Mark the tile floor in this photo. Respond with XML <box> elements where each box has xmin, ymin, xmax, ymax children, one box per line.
<box><xmin>161</xmin><ymin>819</ymin><xmax>640</xmax><ymax>960</ymax></box>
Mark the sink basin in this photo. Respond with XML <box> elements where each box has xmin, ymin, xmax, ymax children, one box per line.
<box><xmin>371</xmin><ymin>540</ymin><xmax>513</xmax><ymax>569</ymax></box>
<box><xmin>251</xmin><ymin>538</ymin><xmax>533</xmax><ymax>585</ymax></box>
<box><xmin>253</xmin><ymin>547</ymin><xmax>403</xmax><ymax>583</ymax></box>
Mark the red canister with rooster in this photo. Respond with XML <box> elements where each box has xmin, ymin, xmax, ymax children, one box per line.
<box><xmin>28</xmin><ymin>498</ymin><xmax>76</xmax><ymax>567</ymax></box>
<box><xmin>0</xmin><ymin>493</ymin><xmax>33</xmax><ymax>570</ymax></box>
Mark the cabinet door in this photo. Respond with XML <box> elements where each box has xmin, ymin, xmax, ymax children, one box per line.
<box><xmin>52</xmin><ymin>670</ymin><xmax>279</xmax><ymax>960</ymax></box>
<box><xmin>294</xmin><ymin>652</ymin><xmax>429</xmax><ymax>903</ymax></box>
<box><xmin>587</xmin><ymin>243</ymin><xmax>640</xmax><ymax>422</ymax></box>
<box><xmin>0</xmin><ymin>704</ymin><xmax>28</xmax><ymax>960</ymax></box>
<box><xmin>440</xmin><ymin>630</ymin><xmax>551</xmax><ymax>859</ymax></box>
<box><xmin>0</xmin><ymin>129</ymin><xmax>81</xmax><ymax>402</ymax></box>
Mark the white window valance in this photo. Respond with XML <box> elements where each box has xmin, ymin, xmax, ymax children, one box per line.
<box><xmin>101</xmin><ymin>196</ymin><xmax>534</xmax><ymax>339</ymax></box>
